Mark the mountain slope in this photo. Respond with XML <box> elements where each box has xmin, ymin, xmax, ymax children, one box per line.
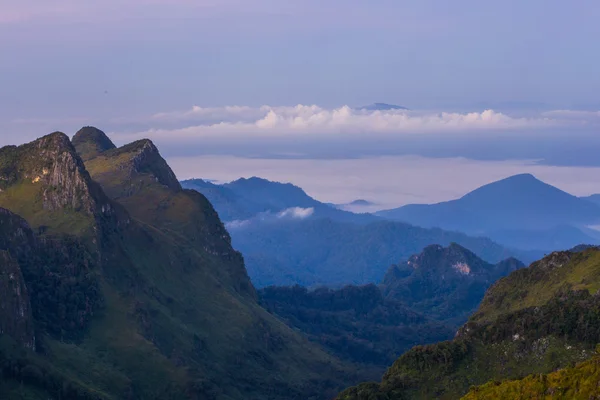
<box><xmin>0</xmin><ymin>129</ymin><xmax>361</xmax><ymax>400</ymax></box>
<box><xmin>462</xmin><ymin>350</ymin><xmax>600</xmax><ymax>399</ymax></box>
<box><xmin>581</xmin><ymin>193</ymin><xmax>600</xmax><ymax>206</ymax></box>
<box><xmin>382</xmin><ymin>243</ymin><xmax>524</xmax><ymax>324</ymax></box>
<box><xmin>258</xmin><ymin>284</ymin><xmax>453</xmax><ymax>369</ymax></box>
<box><xmin>336</xmin><ymin>247</ymin><xmax>600</xmax><ymax>400</ymax></box>
<box><xmin>376</xmin><ymin>174</ymin><xmax>600</xmax><ymax>250</ymax></box>
<box><xmin>182</xmin><ymin>177</ymin><xmax>377</xmax><ymax>224</ymax></box>
<box><xmin>230</xmin><ymin>217</ymin><xmax>527</xmax><ymax>287</ymax></box>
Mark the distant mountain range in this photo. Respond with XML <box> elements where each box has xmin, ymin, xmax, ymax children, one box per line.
<box><xmin>226</xmin><ymin>218</ymin><xmax>525</xmax><ymax>287</ymax></box>
<box><xmin>182</xmin><ymin>177</ymin><xmax>376</xmax><ymax>224</ymax></box>
<box><xmin>183</xmin><ymin>176</ymin><xmax>540</xmax><ymax>287</ymax></box>
<box><xmin>355</xmin><ymin>103</ymin><xmax>409</xmax><ymax>111</ymax></box>
<box><xmin>376</xmin><ymin>173</ymin><xmax>600</xmax><ymax>251</ymax></box>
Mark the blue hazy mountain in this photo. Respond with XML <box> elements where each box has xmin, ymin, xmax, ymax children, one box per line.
<box><xmin>229</xmin><ymin>218</ymin><xmax>526</xmax><ymax>288</ymax></box>
<box><xmin>381</xmin><ymin>243</ymin><xmax>525</xmax><ymax>325</ymax></box>
<box><xmin>182</xmin><ymin>177</ymin><xmax>377</xmax><ymax>224</ymax></box>
<box><xmin>581</xmin><ymin>193</ymin><xmax>600</xmax><ymax>206</ymax></box>
<box><xmin>183</xmin><ymin>176</ymin><xmax>535</xmax><ymax>287</ymax></box>
<box><xmin>376</xmin><ymin>174</ymin><xmax>600</xmax><ymax>250</ymax></box>
<box><xmin>356</xmin><ymin>103</ymin><xmax>409</xmax><ymax>111</ymax></box>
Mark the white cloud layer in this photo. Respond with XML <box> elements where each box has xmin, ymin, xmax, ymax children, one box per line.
<box><xmin>128</xmin><ymin>105</ymin><xmax>559</xmax><ymax>141</ymax></box>
<box><xmin>224</xmin><ymin>207</ymin><xmax>315</xmax><ymax>230</ymax></box>
<box><xmin>277</xmin><ymin>207</ymin><xmax>314</xmax><ymax>219</ymax></box>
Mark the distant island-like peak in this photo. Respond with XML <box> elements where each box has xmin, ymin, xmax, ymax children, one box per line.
<box><xmin>356</xmin><ymin>103</ymin><xmax>409</xmax><ymax>111</ymax></box>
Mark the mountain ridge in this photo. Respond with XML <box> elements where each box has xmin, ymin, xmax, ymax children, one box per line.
<box><xmin>376</xmin><ymin>174</ymin><xmax>600</xmax><ymax>251</ymax></box>
<box><xmin>0</xmin><ymin>128</ymin><xmax>362</xmax><ymax>399</ymax></box>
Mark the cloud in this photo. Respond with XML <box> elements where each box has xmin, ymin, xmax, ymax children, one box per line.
<box><xmin>224</xmin><ymin>207</ymin><xmax>314</xmax><ymax>230</ymax></box>
<box><xmin>277</xmin><ymin>207</ymin><xmax>314</xmax><ymax>219</ymax></box>
<box><xmin>120</xmin><ymin>105</ymin><xmax>558</xmax><ymax>144</ymax></box>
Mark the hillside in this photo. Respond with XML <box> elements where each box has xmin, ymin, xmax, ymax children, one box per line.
<box><xmin>182</xmin><ymin>177</ymin><xmax>376</xmax><ymax>224</ymax></box>
<box><xmin>336</xmin><ymin>247</ymin><xmax>600</xmax><ymax>400</ymax></box>
<box><xmin>382</xmin><ymin>243</ymin><xmax>524</xmax><ymax>324</ymax></box>
<box><xmin>258</xmin><ymin>284</ymin><xmax>453</xmax><ymax>369</ymax></box>
<box><xmin>377</xmin><ymin>174</ymin><xmax>600</xmax><ymax>251</ymax></box>
<box><xmin>0</xmin><ymin>129</ymin><xmax>361</xmax><ymax>400</ymax></box>
<box><xmin>230</xmin><ymin>217</ymin><xmax>525</xmax><ymax>287</ymax></box>
<box><xmin>462</xmin><ymin>350</ymin><xmax>600</xmax><ymax>399</ymax></box>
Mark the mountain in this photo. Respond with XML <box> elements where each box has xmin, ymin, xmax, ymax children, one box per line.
<box><xmin>0</xmin><ymin>129</ymin><xmax>361</xmax><ymax>399</ymax></box>
<box><xmin>336</xmin><ymin>246</ymin><xmax>600</xmax><ymax>400</ymax></box>
<box><xmin>356</xmin><ymin>103</ymin><xmax>409</xmax><ymax>111</ymax></box>
<box><xmin>486</xmin><ymin>224</ymin><xmax>598</xmax><ymax>251</ymax></box>
<box><xmin>230</xmin><ymin>217</ymin><xmax>527</xmax><ymax>287</ymax></box>
<box><xmin>258</xmin><ymin>284</ymin><xmax>453</xmax><ymax>369</ymax></box>
<box><xmin>334</xmin><ymin>199</ymin><xmax>379</xmax><ymax>213</ymax></box>
<box><xmin>377</xmin><ymin>174</ymin><xmax>600</xmax><ymax>251</ymax></box>
<box><xmin>581</xmin><ymin>193</ymin><xmax>600</xmax><ymax>206</ymax></box>
<box><xmin>382</xmin><ymin>243</ymin><xmax>525</xmax><ymax>324</ymax></box>
<box><xmin>182</xmin><ymin>177</ymin><xmax>377</xmax><ymax>224</ymax></box>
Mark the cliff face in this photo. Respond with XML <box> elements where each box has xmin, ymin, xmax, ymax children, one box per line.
<box><xmin>0</xmin><ymin>132</ymin><xmax>115</xmax><ymax>236</ymax></box>
<box><xmin>0</xmin><ymin>250</ymin><xmax>35</xmax><ymax>350</ymax></box>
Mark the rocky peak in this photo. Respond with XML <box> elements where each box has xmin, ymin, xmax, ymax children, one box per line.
<box><xmin>0</xmin><ymin>250</ymin><xmax>35</xmax><ymax>350</ymax></box>
<box><xmin>72</xmin><ymin>126</ymin><xmax>117</xmax><ymax>161</ymax></box>
<box><xmin>530</xmin><ymin>251</ymin><xmax>573</xmax><ymax>271</ymax></box>
<box><xmin>110</xmin><ymin>139</ymin><xmax>182</xmax><ymax>192</ymax></box>
<box><xmin>0</xmin><ymin>133</ymin><xmax>115</xmax><ymax>234</ymax></box>
<box><xmin>404</xmin><ymin>243</ymin><xmax>476</xmax><ymax>273</ymax></box>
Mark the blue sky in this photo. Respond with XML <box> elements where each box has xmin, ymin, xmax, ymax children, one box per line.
<box><xmin>2</xmin><ymin>0</ymin><xmax>599</xmax><ymax>118</ymax></box>
<box><xmin>2</xmin><ymin>1</ymin><xmax>600</xmax><ymax>204</ymax></box>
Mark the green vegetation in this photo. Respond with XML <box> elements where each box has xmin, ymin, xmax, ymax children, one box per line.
<box><xmin>382</xmin><ymin>243</ymin><xmax>524</xmax><ymax>325</ymax></box>
<box><xmin>0</xmin><ymin>129</ymin><xmax>363</xmax><ymax>399</ymax></box>
<box><xmin>462</xmin><ymin>349</ymin><xmax>600</xmax><ymax>399</ymax></box>
<box><xmin>259</xmin><ymin>284</ymin><xmax>453</xmax><ymax>368</ymax></box>
<box><xmin>336</xmin><ymin>248</ymin><xmax>600</xmax><ymax>400</ymax></box>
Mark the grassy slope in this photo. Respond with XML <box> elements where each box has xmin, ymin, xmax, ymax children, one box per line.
<box><xmin>0</xmin><ymin>132</ymin><xmax>359</xmax><ymax>399</ymax></box>
<box><xmin>471</xmin><ymin>250</ymin><xmax>600</xmax><ymax>323</ymax></box>
<box><xmin>336</xmin><ymin>249</ymin><xmax>600</xmax><ymax>400</ymax></box>
<box><xmin>462</xmin><ymin>350</ymin><xmax>600</xmax><ymax>399</ymax></box>
<box><xmin>76</xmin><ymin>135</ymin><xmax>360</xmax><ymax>399</ymax></box>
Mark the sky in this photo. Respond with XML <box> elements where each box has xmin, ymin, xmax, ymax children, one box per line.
<box><xmin>2</xmin><ymin>0</ymin><xmax>600</xmax><ymax>206</ymax></box>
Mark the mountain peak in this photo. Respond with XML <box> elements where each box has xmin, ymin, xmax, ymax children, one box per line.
<box><xmin>501</xmin><ymin>173</ymin><xmax>539</xmax><ymax>183</ymax></box>
<box><xmin>409</xmin><ymin>243</ymin><xmax>477</xmax><ymax>270</ymax></box>
<box><xmin>102</xmin><ymin>138</ymin><xmax>182</xmax><ymax>192</ymax></box>
<box><xmin>382</xmin><ymin>243</ymin><xmax>522</xmax><ymax>323</ymax></box>
<box><xmin>356</xmin><ymin>103</ymin><xmax>408</xmax><ymax>111</ymax></box>
<box><xmin>0</xmin><ymin>133</ymin><xmax>114</xmax><ymax>235</ymax></box>
<box><xmin>72</xmin><ymin>126</ymin><xmax>117</xmax><ymax>161</ymax></box>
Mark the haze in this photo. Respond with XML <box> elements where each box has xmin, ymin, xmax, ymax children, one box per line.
<box><xmin>2</xmin><ymin>0</ymin><xmax>600</xmax><ymax>205</ymax></box>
